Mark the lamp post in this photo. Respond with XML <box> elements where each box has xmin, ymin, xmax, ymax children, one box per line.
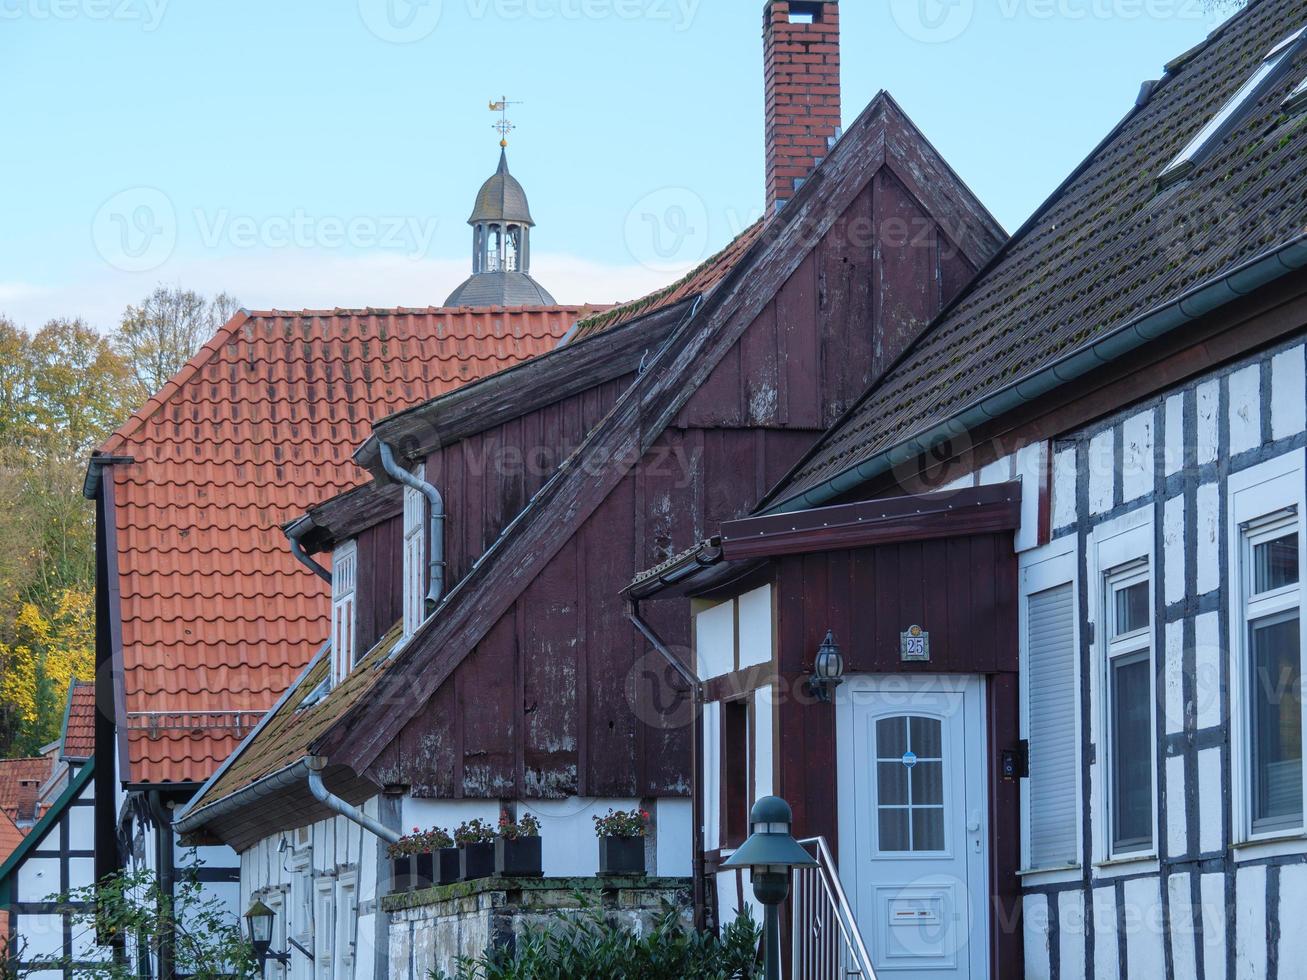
<box><xmin>721</xmin><ymin>796</ymin><xmax>817</xmax><ymax>980</ymax></box>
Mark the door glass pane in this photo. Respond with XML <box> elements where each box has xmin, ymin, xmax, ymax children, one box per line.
<box><xmin>1250</xmin><ymin>612</ymin><xmax>1303</xmax><ymax>832</ymax></box>
<box><xmin>1254</xmin><ymin>533</ymin><xmax>1299</xmax><ymax>594</ymax></box>
<box><xmin>1111</xmin><ymin>654</ymin><xmax>1154</xmax><ymax>851</ymax></box>
<box><xmin>911</xmin><ymin>808</ymin><xmax>945</xmax><ymax>852</ymax></box>
<box><xmin>1113</xmin><ymin>581</ymin><xmax>1150</xmax><ymax>637</ymax></box>
<box><xmin>874</xmin><ymin>715</ymin><xmax>946</xmax><ymax>853</ymax></box>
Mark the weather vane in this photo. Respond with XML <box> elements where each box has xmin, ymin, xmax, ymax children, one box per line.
<box><xmin>489</xmin><ymin>96</ymin><xmax>522</xmax><ymax>147</ymax></box>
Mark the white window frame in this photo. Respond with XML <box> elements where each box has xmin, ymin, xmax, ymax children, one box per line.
<box><xmin>403</xmin><ymin>480</ymin><xmax>427</xmax><ymax>640</ymax></box>
<box><xmin>1229</xmin><ymin>450</ymin><xmax>1307</xmax><ymax>847</ymax></box>
<box><xmin>334</xmin><ymin>871</ymin><xmax>358</xmax><ymax>972</ymax></box>
<box><xmin>331</xmin><ymin>540</ymin><xmax>358</xmax><ymax>687</ymax></box>
<box><xmin>313</xmin><ymin>877</ymin><xmax>336</xmax><ymax>980</ymax></box>
<box><xmin>1018</xmin><ymin>538</ymin><xmax>1081</xmax><ymax>879</ymax></box>
<box><xmin>1160</xmin><ymin>25</ymin><xmax>1306</xmax><ymax>187</ymax></box>
<box><xmin>287</xmin><ymin>848</ymin><xmax>313</xmax><ymax>980</ymax></box>
<box><xmin>1088</xmin><ymin>507</ymin><xmax>1157</xmax><ymax>865</ymax></box>
<box><xmin>264</xmin><ymin>890</ymin><xmax>288</xmax><ymax>980</ymax></box>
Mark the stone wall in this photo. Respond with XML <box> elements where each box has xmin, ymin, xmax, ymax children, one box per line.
<box><xmin>384</xmin><ymin>876</ymin><xmax>693</xmax><ymax>979</ymax></box>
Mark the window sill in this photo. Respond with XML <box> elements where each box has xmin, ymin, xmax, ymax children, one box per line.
<box><xmin>1233</xmin><ymin>832</ymin><xmax>1307</xmax><ymax>862</ymax></box>
<box><xmin>1017</xmin><ymin>864</ymin><xmax>1081</xmax><ymax>886</ymax></box>
<box><xmin>1092</xmin><ymin>853</ymin><xmax>1158</xmax><ymax>879</ymax></box>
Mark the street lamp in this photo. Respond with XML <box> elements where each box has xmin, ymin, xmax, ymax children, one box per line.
<box><xmin>721</xmin><ymin>796</ymin><xmax>817</xmax><ymax>980</ymax></box>
<box><xmin>244</xmin><ymin>899</ymin><xmax>289</xmax><ymax>975</ymax></box>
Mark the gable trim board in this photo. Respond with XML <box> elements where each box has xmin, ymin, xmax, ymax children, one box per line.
<box><xmin>0</xmin><ymin>758</ymin><xmax>94</xmax><ymax>907</ymax></box>
<box><xmin>311</xmin><ymin>92</ymin><xmax>1006</xmax><ymax>777</ymax></box>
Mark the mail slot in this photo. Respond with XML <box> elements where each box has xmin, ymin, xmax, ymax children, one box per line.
<box><xmin>888</xmin><ymin>896</ymin><xmax>942</xmax><ymax>927</ymax></box>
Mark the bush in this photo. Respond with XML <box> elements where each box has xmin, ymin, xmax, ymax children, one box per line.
<box><xmin>432</xmin><ymin>900</ymin><xmax>761</xmax><ymax>980</ymax></box>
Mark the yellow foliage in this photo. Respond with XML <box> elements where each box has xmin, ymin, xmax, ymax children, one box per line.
<box><xmin>0</xmin><ymin>589</ymin><xmax>94</xmax><ymax>750</ymax></box>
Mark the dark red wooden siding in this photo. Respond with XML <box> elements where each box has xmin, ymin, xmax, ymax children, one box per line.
<box><xmin>365</xmin><ymin>167</ymin><xmax>986</xmax><ymax>798</ymax></box>
<box><xmin>355</xmin><ymin>516</ymin><xmax>402</xmax><ymax>655</ymax></box>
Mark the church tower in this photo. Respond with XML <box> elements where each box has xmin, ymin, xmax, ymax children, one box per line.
<box><xmin>444</xmin><ymin>147</ymin><xmax>557</xmax><ymax>307</ymax></box>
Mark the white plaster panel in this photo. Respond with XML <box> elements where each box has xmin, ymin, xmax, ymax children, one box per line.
<box><xmin>1234</xmin><ymin>863</ymin><xmax>1267</xmax><ymax>980</ymax></box>
<box><xmin>71</xmin><ymin>925</ymin><xmax>113</xmax><ymax>962</ymax></box>
<box><xmin>1194</xmin><ymin>611</ymin><xmax>1222</xmax><ymax>730</ymax></box>
<box><xmin>754</xmin><ymin>684</ymin><xmax>775</xmax><ymax>801</ymax></box>
<box><xmin>1201</xmin><ymin>872</ymin><xmax>1228</xmax><ymax>980</ymax></box>
<box><xmin>703</xmin><ymin>701</ymin><xmax>720</xmax><ymax>852</ymax></box>
<box><xmin>1121</xmin><ymin>411</ymin><xmax>1154</xmax><ymax>503</ymax></box>
<box><xmin>1272</xmin><ymin>345</ymin><xmax>1306</xmax><ymax>440</ymax></box>
<box><xmin>979</xmin><ymin>454</ymin><xmax>1013</xmax><ymax>487</ymax></box>
<box><xmin>1196</xmin><ymin>482</ymin><xmax>1220</xmax><ymax>595</ymax></box>
<box><xmin>68</xmin><ymin>802</ymin><xmax>94</xmax><ymax>842</ymax></box>
<box><xmin>1092</xmin><ymin>885</ymin><xmax>1119</xmax><ymax>979</ymax></box>
<box><xmin>737</xmin><ymin>586</ymin><xmax>773</xmax><ymax>669</ymax></box>
<box><xmin>1165</xmin><ymin>393</ymin><xmax>1185</xmax><ymax>476</ymax></box>
<box><xmin>19</xmin><ymin>913</ymin><xmax>64</xmax><ymax>959</ymax></box>
<box><xmin>1058</xmin><ymin>889</ymin><xmax>1086</xmax><ymax>979</ymax></box>
<box><xmin>68</xmin><ymin>855</ymin><xmax>95</xmax><ymax>890</ymax></box>
<box><xmin>17</xmin><ymin>857</ymin><xmax>60</xmax><ymax>902</ymax></box>
<box><xmin>355</xmin><ymin>911</ymin><xmax>378</xmax><ymax>980</ymax></box>
<box><xmin>1088</xmin><ymin>429</ymin><xmax>1115</xmax><ymax>515</ymax></box>
<box><xmin>695</xmin><ymin>601</ymin><xmax>735</xmax><ymax>681</ymax></box>
<box><xmin>1198</xmin><ymin>748</ymin><xmax>1223</xmax><ymax>853</ymax></box>
<box><xmin>1163</xmin><ymin>494</ymin><xmax>1186</xmax><ymax>607</ymax></box>
<box><xmin>401</xmin><ymin>798</ymin><xmax>498</xmax><ymax>838</ymax></box>
<box><xmin>1166</xmin><ymin>754</ymin><xmax>1187</xmax><ymax>858</ymax></box>
<box><xmin>1053</xmin><ymin>447</ymin><xmax>1078</xmax><ymax>529</ymax></box>
<box><xmin>1014</xmin><ymin>441</ymin><xmax>1047</xmax><ymax>553</ymax></box>
<box><xmin>1228</xmin><ymin>364</ymin><xmax>1262</xmax><ymax>455</ymax></box>
<box><xmin>1022</xmin><ymin>892</ymin><xmax>1051</xmax><ymax>980</ymax></box>
<box><xmin>1165</xmin><ymin>620</ymin><xmax>1185</xmax><ymax>736</ymax></box>
<box><xmin>1123</xmin><ymin>876</ymin><xmax>1164</xmax><ymax>979</ymax></box>
<box><xmin>654</xmin><ymin>798</ymin><xmax>692</xmax><ymax>876</ymax></box>
<box><xmin>1279</xmin><ymin>862</ymin><xmax>1307</xmax><ymax>968</ymax></box>
<box><xmin>1197</xmin><ymin>380</ymin><xmax>1220</xmax><ymax>465</ymax></box>
<box><xmin>1167</xmin><ymin>872</ymin><xmax>1197</xmax><ymax>980</ymax></box>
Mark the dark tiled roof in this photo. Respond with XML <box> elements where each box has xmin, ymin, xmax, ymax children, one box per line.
<box><xmin>96</xmin><ymin>306</ymin><xmax>587</xmax><ymax>785</ymax></box>
<box><xmin>771</xmin><ymin>0</ymin><xmax>1307</xmax><ymax>507</ymax></box>
<box><xmin>565</xmin><ymin>219</ymin><xmax>766</xmax><ymax>343</ymax></box>
<box><xmin>444</xmin><ymin>272</ymin><xmax>557</xmax><ymax>307</ymax></box>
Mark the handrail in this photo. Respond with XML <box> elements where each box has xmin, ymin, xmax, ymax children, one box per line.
<box><xmin>793</xmin><ymin>836</ymin><xmax>875</xmax><ymax>979</ymax></box>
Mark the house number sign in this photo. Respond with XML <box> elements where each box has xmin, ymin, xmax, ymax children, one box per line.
<box><xmin>900</xmin><ymin>625</ymin><xmax>930</xmax><ymax>662</ymax></box>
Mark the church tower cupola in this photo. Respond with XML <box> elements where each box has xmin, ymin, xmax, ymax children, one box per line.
<box><xmin>444</xmin><ymin>100</ymin><xmax>557</xmax><ymax>308</ymax></box>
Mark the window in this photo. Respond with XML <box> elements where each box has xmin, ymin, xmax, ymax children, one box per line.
<box><xmin>1105</xmin><ymin>561</ymin><xmax>1154</xmax><ymax>855</ymax></box>
<box><xmin>1159</xmin><ymin>26</ymin><xmax>1307</xmax><ymax>187</ymax></box>
<box><xmin>874</xmin><ymin>716</ymin><xmax>945</xmax><ymax>853</ymax></box>
<box><xmin>1242</xmin><ymin>511</ymin><xmax>1303</xmax><ymax>836</ymax></box>
<box><xmin>403</xmin><ymin>481</ymin><xmax>426</xmax><ymax>639</ymax></box>
<box><xmin>314</xmin><ymin>879</ymin><xmax>335</xmax><ymax>980</ymax></box>
<box><xmin>334</xmin><ymin>874</ymin><xmax>357</xmax><ymax>972</ymax></box>
<box><xmin>1285</xmin><ymin>76</ymin><xmax>1307</xmax><ymax>112</ymax></box>
<box><xmin>265</xmin><ymin>892</ymin><xmax>287</xmax><ymax>980</ymax></box>
<box><xmin>331</xmin><ymin>541</ymin><xmax>357</xmax><ymax>687</ymax></box>
<box><xmin>721</xmin><ymin>698</ymin><xmax>752</xmax><ymax>847</ymax></box>
<box><xmin>1024</xmin><ymin>576</ymin><xmax>1079</xmax><ymax>870</ymax></box>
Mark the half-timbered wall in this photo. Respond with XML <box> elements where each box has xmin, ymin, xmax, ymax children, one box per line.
<box><xmin>1019</xmin><ymin>332</ymin><xmax>1307</xmax><ymax>979</ymax></box>
<box><xmin>367</xmin><ymin>164</ymin><xmax>985</xmax><ymax>801</ymax></box>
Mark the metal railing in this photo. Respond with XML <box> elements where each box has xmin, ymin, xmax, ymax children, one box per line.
<box><xmin>791</xmin><ymin>837</ymin><xmax>875</xmax><ymax>980</ymax></box>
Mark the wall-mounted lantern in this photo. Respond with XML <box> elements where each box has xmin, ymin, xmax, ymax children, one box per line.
<box><xmin>721</xmin><ymin>796</ymin><xmax>817</xmax><ymax>980</ymax></box>
<box><xmin>806</xmin><ymin>630</ymin><xmax>845</xmax><ymax>703</ymax></box>
<box><xmin>244</xmin><ymin>899</ymin><xmax>313</xmax><ymax>976</ymax></box>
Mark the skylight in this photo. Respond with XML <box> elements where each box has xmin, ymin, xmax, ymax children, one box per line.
<box><xmin>1159</xmin><ymin>25</ymin><xmax>1307</xmax><ymax>187</ymax></box>
<box><xmin>1286</xmin><ymin>75</ymin><xmax>1307</xmax><ymax>112</ymax></box>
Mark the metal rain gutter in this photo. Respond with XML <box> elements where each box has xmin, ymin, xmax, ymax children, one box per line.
<box><xmin>770</xmin><ymin>233</ymin><xmax>1307</xmax><ymax>515</ymax></box>
<box><xmin>285</xmin><ymin>516</ymin><xmax>332</xmax><ymax>583</ymax></box>
<box><xmin>378</xmin><ymin>441</ymin><xmax>446</xmax><ymax>610</ymax></box>
<box><xmin>307</xmin><ymin>757</ymin><xmax>399</xmax><ymax>844</ymax></box>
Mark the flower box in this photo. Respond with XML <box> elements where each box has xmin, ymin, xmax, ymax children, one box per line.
<box><xmin>437</xmin><ymin>847</ymin><xmax>461</xmax><ymax>886</ymax></box>
<box><xmin>459</xmin><ymin>842</ymin><xmax>495</xmax><ymax>882</ymax></box>
<box><xmin>415</xmin><ymin>852</ymin><xmax>436</xmax><ymax>889</ymax></box>
<box><xmin>495</xmin><ymin>836</ymin><xmax>543</xmax><ymax>877</ymax></box>
<box><xmin>597</xmin><ymin>836</ymin><xmax>645</xmax><ymax>875</ymax></box>
<box><xmin>391</xmin><ymin>855</ymin><xmax>416</xmax><ymax>893</ymax></box>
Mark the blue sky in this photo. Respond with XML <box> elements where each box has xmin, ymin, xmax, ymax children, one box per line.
<box><xmin>0</xmin><ymin>0</ymin><xmax>1227</xmax><ymax>330</ymax></box>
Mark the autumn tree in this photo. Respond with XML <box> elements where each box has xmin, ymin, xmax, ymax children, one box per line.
<box><xmin>115</xmin><ymin>286</ymin><xmax>240</xmax><ymax>402</ymax></box>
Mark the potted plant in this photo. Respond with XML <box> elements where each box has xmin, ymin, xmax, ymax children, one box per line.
<box><xmin>417</xmin><ymin>827</ymin><xmax>456</xmax><ymax>887</ymax></box>
<box><xmin>387</xmin><ymin>829</ymin><xmax>423</xmax><ymax>893</ymax></box>
<box><xmin>454</xmin><ymin>818</ymin><xmax>496</xmax><ymax>882</ymax></box>
<box><xmin>593</xmin><ymin>807</ymin><xmax>649</xmax><ymax>876</ymax></box>
<box><xmin>495</xmin><ymin>811</ymin><xmax>543</xmax><ymax>877</ymax></box>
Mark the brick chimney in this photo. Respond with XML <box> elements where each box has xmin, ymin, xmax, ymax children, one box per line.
<box><xmin>764</xmin><ymin>0</ymin><xmax>841</xmax><ymax>213</ymax></box>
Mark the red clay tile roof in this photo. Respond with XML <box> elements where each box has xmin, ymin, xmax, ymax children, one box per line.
<box><xmin>0</xmin><ymin>758</ymin><xmax>50</xmax><ymax>826</ymax></box>
<box><xmin>0</xmin><ymin>810</ymin><xmax>21</xmax><ymax>863</ymax></box>
<box><xmin>565</xmin><ymin>219</ymin><xmax>765</xmax><ymax>343</ymax></box>
<box><xmin>61</xmin><ymin>681</ymin><xmax>95</xmax><ymax>761</ymax></box>
<box><xmin>96</xmin><ymin>305</ymin><xmax>595</xmax><ymax>785</ymax></box>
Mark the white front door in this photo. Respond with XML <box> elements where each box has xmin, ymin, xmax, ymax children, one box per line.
<box><xmin>837</xmin><ymin>675</ymin><xmax>989</xmax><ymax>980</ymax></box>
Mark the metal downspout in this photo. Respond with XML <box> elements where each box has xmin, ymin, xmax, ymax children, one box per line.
<box><xmin>378</xmin><ymin>442</ymin><xmax>446</xmax><ymax>610</ymax></box>
<box><xmin>627</xmin><ymin>600</ymin><xmax>707</xmax><ymax>932</ymax></box>
<box><xmin>146</xmin><ymin>791</ymin><xmax>175</xmax><ymax>979</ymax></box>
<box><xmin>306</xmin><ymin>759</ymin><xmax>400</xmax><ymax>845</ymax></box>
<box><xmin>286</xmin><ymin>518</ymin><xmax>332</xmax><ymax>583</ymax></box>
